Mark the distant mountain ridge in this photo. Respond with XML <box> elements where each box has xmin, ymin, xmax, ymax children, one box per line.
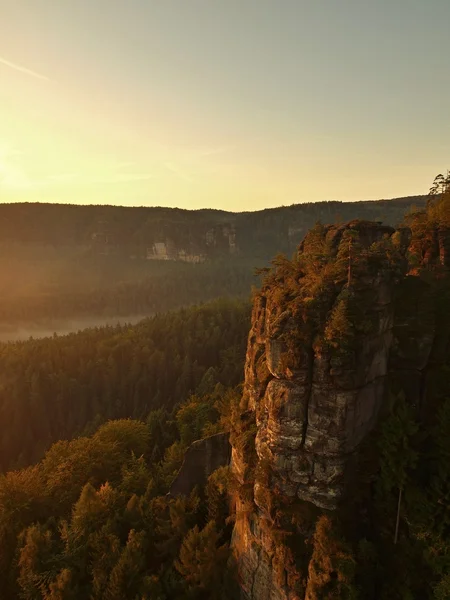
<box><xmin>0</xmin><ymin>195</ymin><xmax>426</xmax><ymax>261</ymax></box>
<box><xmin>0</xmin><ymin>195</ymin><xmax>427</xmax><ymax>328</ymax></box>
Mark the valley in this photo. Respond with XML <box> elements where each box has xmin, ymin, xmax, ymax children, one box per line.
<box><xmin>0</xmin><ymin>196</ymin><xmax>426</xmax><ymax>331</ymax></box>
<box><xmin>2</xmin><ymin>3</ymin><xmax>449</xmax><ymax>597</ymax></box>
<box><xmin>0</xmin><ymin>314</ymin><xmax>150</xmax><ymax>342</ymax></box>
<box><xmin>0</xmin><ymin>188</ymin><xmax>449</xmax><ymax>599</ymax></box>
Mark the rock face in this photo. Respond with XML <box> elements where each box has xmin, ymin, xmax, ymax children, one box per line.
<box><xmin>230</xmin><ymin>220</ymin><xmax>419</xmax><ymax>600</ymax></box>
<box><xmin>169</xmin><ymin>432</ymin><xmax>231</xmax><ymax>497</ymax></box>
<box><xmin>146</xmin><ymin>240</ymin><xmax>206</xmax><ymax>263</ymax></box>
<box><xmin>79</xmin><ymin>198</ymin><xmax>426</xmax><ymax>261</ymax></box>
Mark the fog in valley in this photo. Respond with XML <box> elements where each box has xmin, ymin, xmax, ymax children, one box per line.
<box><xmin>0</xmin><ymin>314</ymin><xmax>150</xmax><ymax>343</ymax></box>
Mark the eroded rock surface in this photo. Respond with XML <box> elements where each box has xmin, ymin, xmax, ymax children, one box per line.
<box><xmin>231</xmin><ymin>220</ymin><xmax>414</xmax><ymax>599</ymax></box>
<box><xmin>169</xmin><ymin>432</ymin><xmax>231</xmax><ymax>497</ymax></box>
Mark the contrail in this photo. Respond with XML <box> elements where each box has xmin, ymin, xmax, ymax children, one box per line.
<box><xmin>0</xmin><ymin>56</ymin><xmax>50</xmax><ymax>81</ymax></box>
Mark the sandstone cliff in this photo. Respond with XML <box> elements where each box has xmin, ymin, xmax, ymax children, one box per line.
<box><xmin>230</xmin><ymin>215</ymin><xmax>450</xmax><ymax>599</ymax></box>
<box><xmin>169</xmin><ymin>432</ymin><xmax>231</xmax><ymax>497</ymax></box>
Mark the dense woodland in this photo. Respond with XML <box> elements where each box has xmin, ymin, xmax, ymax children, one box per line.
<box><xmin>0</xmin><ymin>298</ymin><xmax>250</xmax><ymax>472</ymax></box>
<box><xmin>0</xmin><ymin>413</ymin><xmax>240</xmax><ymax>599</ymax></box>
<box><xmin>0</xmin><ymin>196</ymin><xmax>425</xmax><ymax>254</ymax></box>
<box><xmin>0</xmin><ymin>188</ymin><xmax>449</xmax><ymax>599</ymax></box>
<box><xmin>0</xmin><ymin>258</ymin><xmax>255</xmax><ymax>330</ymax></box>
<box><xmin>0</xmin><ymin>196</ymin><xmax>425</xmax><ymax>331</ymax></box>
<box><xmin>0</xmin><ymin>299</ymin><xmax>251</xmax><ymax>599</ymax></box>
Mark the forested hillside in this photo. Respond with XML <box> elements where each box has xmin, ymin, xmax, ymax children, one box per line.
<box><xmin>0</xmin><ymin>415</ymin><xmax>239</xmax><ymax>599</ymax></box>
<box><xmin>0</xmin><ymin>298</ymin><xmax>251</xmax><ymax>599</ymax></box>
<box><xmin>0</xmin><ymin>196</ymin><xmax>425</xmax><ymax>333</ymax></box>
<box><xmin>1</xmin><ymin>190</ymin><xmax>448</xmax><ymax>600</ymax></box>
<box><xmin>0</xmin><ymin>298</ymin><xmax>250</xmax><ymax>472</ymax></box>
<box><xmin>2</xmin><ymin>186</ymin><xmax>450</xmax><ymax>599</ymax></box>
<box><xmin>0</xmin><ymin>258</ymin><xmax>255</xmax><ymax>333</ymax></box>
<box><xmin>0</xmin><ymin>196</ymin><xmax>426</xmax><ymax>259</ymax></box>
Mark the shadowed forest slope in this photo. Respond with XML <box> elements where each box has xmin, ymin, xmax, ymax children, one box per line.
<box><xmin>0</xmin><ymin>298</ymin><xmax>250</xmax><ymax>472</ymax></box>
<box><xmin>0</xmin><ymin>196</ymin><xmax>425</xmax><ymax>331</ymax></box>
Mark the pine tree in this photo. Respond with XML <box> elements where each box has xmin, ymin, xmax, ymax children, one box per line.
<box><xmin>175</xmin><ymin>521</ymin><xmax>229</xmax><ymax>598</ymax></box>
<box><xmin>104</xmin><ymin>530</ymin><xmax>147</xmax><ymax>600</ymax></box>
<box><xmin>43</xmin><ymin>569</ymin><xmax>76</xmax><ymax>600</ymax></box>
<box><xmin>17</xmin><ymin>524</ymin><xmax>56</xmax><ymax>599</ymax></box>
<box><xmin>377</xmin><ymin>392</ymin><xmax>418</xmax><ymax>544</ymax></box>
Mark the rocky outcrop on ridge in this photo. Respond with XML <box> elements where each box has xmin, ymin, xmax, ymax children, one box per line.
<box><xmin>230</xmin><ymin>215</ymin><xmax>450</xmax><ymax>600</ymax></box>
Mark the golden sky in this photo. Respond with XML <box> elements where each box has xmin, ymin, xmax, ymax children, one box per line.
<box><xmin>1</xmin><ymin>0</ymin><xmax>449</xmax><ymax>211</ymax></box>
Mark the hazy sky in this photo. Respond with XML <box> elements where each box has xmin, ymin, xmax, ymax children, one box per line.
<box><xmin>1</xmin><ymin>0</ymin><xmax>449</xmax><ymax>211</ymax></box>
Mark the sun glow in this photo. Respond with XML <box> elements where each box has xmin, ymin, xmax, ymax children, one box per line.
<box><xmin>1</xmin><ymin>1</ymin><xmax>449</xmax><ymax>209</ymax></box>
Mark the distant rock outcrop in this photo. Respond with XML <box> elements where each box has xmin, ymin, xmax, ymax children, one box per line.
<box><xmin>169</xmin><ymin>432</ymin><xmax>231</xmax><ymax>497</ymax></box>
<box><xmin>0</xmin><ymin>195</ymin><xmax>426</xmax><ymax>264</ymax></box>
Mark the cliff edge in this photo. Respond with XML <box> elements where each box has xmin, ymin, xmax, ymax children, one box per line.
<box><xmin>230</xmin><ymin>207</ymin><xmax>450</xmax><ymax>599</ymax></box>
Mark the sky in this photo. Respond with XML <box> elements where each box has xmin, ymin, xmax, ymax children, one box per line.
<box><xmin>1</xmin><ymin>0</ymin><xmax>449</xmax><ymax>211</ymax></box>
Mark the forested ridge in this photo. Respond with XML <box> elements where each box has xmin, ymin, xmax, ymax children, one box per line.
<box><xmin>0</xmin><ymin>297</ymin><xmax>252</xmax><ymax>599</ymax></box>
<box><xmin>0</xmin><ymin>413</ymin><xmax>240</xmax><ymax>599</ymax></box>
<box><xmin>0</xmin><ymin>298</ymin><xmax>250</xmax><ymax>472</ymax></box>
<box><xmin>1</xmin><ymin>188</ymin><xmax>450</xmax><ymax>600</ymax></box>
<box><xmin>0</xmin><ymin>196</ymin><xmax>425</xmax><ymax>332</ymax></box>
<box><xmin>0</xmin><ymin>196</ymin><xmax>425</xmax><ymax>254</ymax></box>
